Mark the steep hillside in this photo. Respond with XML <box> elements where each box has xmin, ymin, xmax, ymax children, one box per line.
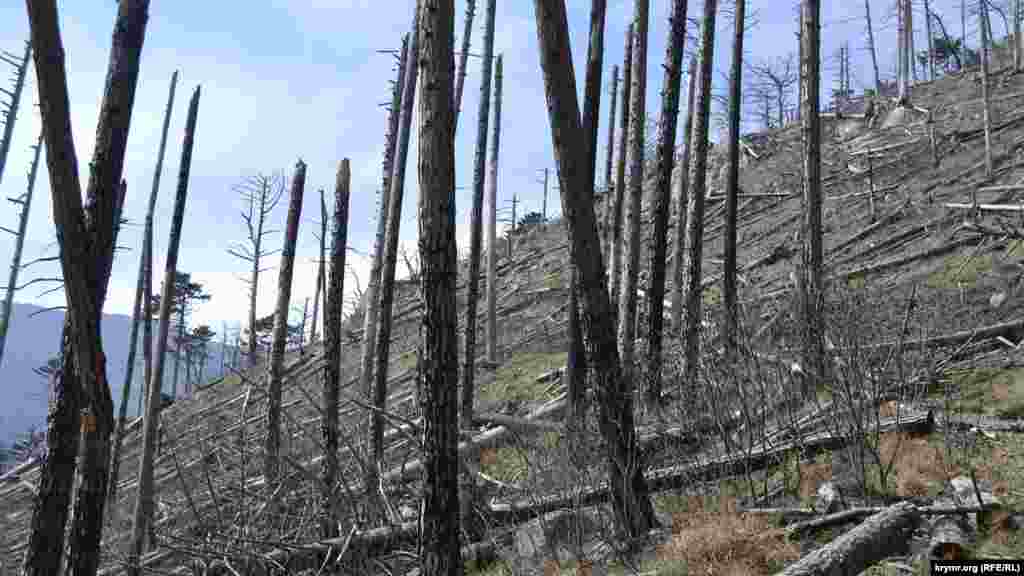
<box><xmin>5</xmin><ymin>62</ymin><xmax>1024</xmax><ymax>575</ymax></box>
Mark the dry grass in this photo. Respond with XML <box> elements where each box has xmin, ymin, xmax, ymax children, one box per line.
<box><xmin>867</xmin><ymin>432</ymin><xmax>957</xmax><ymax>498</ymax></box>
<box><xmin>653</xmin><ymin>495</ymin><xmax>800</xmax><ymax>575</ymax></box>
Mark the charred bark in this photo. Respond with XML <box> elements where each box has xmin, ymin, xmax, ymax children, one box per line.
<box><xmin>671</xmin><ymin>52</ymin><xmax>699</xmax><ymax>333</ymax></box>
<box><xmin>607</xmin><ymin>25</ymin><xmax>633</xmax><ymax>329</ymax></box>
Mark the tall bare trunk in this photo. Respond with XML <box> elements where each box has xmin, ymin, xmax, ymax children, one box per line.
<box><xmin>864</xmin><ymin>0</ymin><xmax>881</xmax><ymax>94</ymax></box>
<box><xmin>682</xmin><ymin>0</ymin><xmax>719</xmax><ymax>385</ymax></box>
<box><xmin>645</xmin><ymin>0</ymin><xmax>688</xmax><ymax>406</ymax></box>
<box><xmin>417</xmin><ymin>1</ymin><xmax>461</xmax><ymax>573</ymax></box>
<box><xmin>908</xmin><ymin>0</ymin><xmax>917</xmax><ymax>82</ymax></box>
<box><xmin>617</xmin><ymin>0</ymin><xmax>648</xmax><ymax>380</ymax></box>
<box><xmin>372</xmin><ymin>17</ymin><xmax>419</xmax><ymax>498</ymax></box>
<box><xmin>608</xmin><ymin>25</ymin><xmax>633</xmax><ymax>328</ymax></box>
<box><xmin>800</xmin><ymin>0</ymin><xmax>824</xmax><ymax>398</ymax></box>
<box><xmin>22</xmin><ymin>1</ymin><xmax>150</xmax><ymax>572</ymax></box>
<box><xmin>360</xmin><ymin>32</ymin><xmax>408</xmax><ymax>460</ymax></box>
<box><xmin>722</xmin><ymin>0</ymin><xmax>745</xmax><ymax>353</ymax></box>
<box><xmin>982</xmin><ymin>0</ymin><xmax>994</xmax><ymax>177</ymax></box>
<box><xmin>264</xmin><ymin>160</ymin><xmax>307</xmax><ymax>485</ymax></box>
<box><xmin>321</xmin><ymin>159</ymin><xmax>350</xmax><ymax>540</ymax></box>
<box><xmin>602</xmin><ymin>65</ymin><xmax>619</xmax><ymax>259</ymax></box>
<box><xmin>310</xmin><ymin>188</ymin><xmax>326</xmax><ymax>344</ymax></box>
<box><xmin>532</xmin><ymin>0</ymin><xmax>656</xmax><ymax>539</ymax></box>
<box><xmin>0</xmin><ymin>40</ymin><xmax>29</xmax><ymax>188</ymax></box>
<box><xmin>1016</xmin><ymin>0</ymin><xmax>1022</xmax><ymax>71</ymax></box>
<box><xmin>128</xmin><ymin>86</ymin><xmax>200</xmax><ymax>574</ymax></box>
<box><xmin>925</xmin><ymin>0</ymin><xmax>936</xmax><ymax>80</ymax></box>
<box><xmin>461</xmin><ymin>0</ymin><xmax>497</xmax><ymax>430</ymax></box>
<box><xmin>0</xmin><ymin>128</ymin><xmax>41</xmax><ymax>369</ymax></box>
<box><xmin>452</xmin><ymin>0</ymin><xmax>476</xmax><ymax>134</ymax></box>
<box><xmin>486</xmin><ymin>55</ymin><xmax>503</xmax><ymax>365</ymax></box>
<box><xmin>671</xmin><ymin>52</ymin><xmax>698</xmax><ymax>333</ymax></box>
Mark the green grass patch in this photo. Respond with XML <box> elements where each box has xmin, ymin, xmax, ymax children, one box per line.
<box><xmin>543</xmin><ymin>270</ymin><xmax>563</xmax><ymax>290</ymax></box>
<box><xmin>926</xmin><ymin>253</ymin><xmax>994</xmax><ymax>289</ymax></box>
<box><xmin>480</xmin><ymin>446</ymin><xmax>528</xmax><ymax>483</ymax></box>
<box><xmin>465</xmin><ymin>558</ymin><xmax>511</xmax><ymax>576</ymax></box>
<box><xmin>479</xmin><ymin>351</ymin><xmax>567</xmax><ymax>403</ymax></box>
<box><xmin>703</xmin><ymin>286</ymin><xmax>721</xmax><ymax>306</ymax></box>
<box><xmin>944</xmin><ymin>367</ymin><xmax>1024</xmax><ymax>419</ymax></box>
<box><xmin>395</xmin><ymin>350</ymin><xmax>417</xmax><ymax>372</ymax></box>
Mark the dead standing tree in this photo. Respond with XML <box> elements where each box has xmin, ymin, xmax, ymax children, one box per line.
<box><xmin>607</xmin><ymin>24</ymin><xmax>633</xmax><ymax>329</ymax></box>
<box><xmin>748</xmin><ymin>54</ymin><xmax>797</xmax><ymax>130</ymax></box>
<box><xmin>109</xmin><ymin>71</ymin><xmax>177</xmax><ymax>511</ymax></box>
<box><xmin>671</xmin><ymin>50</ymin><xmax>698</xmax><ymax>333</ymax></box>
<box><xmin>21</xmin><ymin>1</ymin><xmax>149</xmax><ymax>574</ymax></box>
<box><xmin>309</xmin><ymin>187</ymin><xmax>327</xmax><ymax>344</ymax></box>
<box><xmin>360</xmin><ymin>33</ymin><xmax>407</xmax><ymax>483</ymax></box>
<box><xmin>568</xmin><ymin>0</ymin><xmax>608</xmax><ymax>423</ymax></box>
<box><xmin>462</xmin><ymin>0</ymin><xmax>497</xmax><ymax>430</ymax></box>
<box><xmin>486</xmin><ymin>55</ymin><xmax>503</xmax><ymax>365</ymax></box>
<box><xmin>264</xmin><ymin>160</ymin><xmax>307</xmax><ymax>485</ymax></box>
<box><xmin>644</xmin><ymin>0</ymin><xmax>688</xmax><ymax>406</ymax></box>
<box><xmin>229</xmin><ymin>172</ymin><xmax>285</xmax><ymax>368</ymax></box>
<box><xmin>321</xmin><ymin>159</ymin><xmax>351</xmax><ymax>540</ymax></box>
<box><xmin>128</xmin><ymin>86</ymin><xmax>201</xmax><ymax>574</ymax></box>
<box><xmin>0</xmin><ymin>128</ymin><xmax>42</xmax><ymax>370</ymax></box>
<box><xmin>682</xmin><ymin>0</ymin><xmax>719</xmax><ymax>385</ymax></box>
<box><xmin>532</xmin><ymin>0</ymin><xmax>657</xmax><ymax>538</ymax></box>
<box><xmin>618</xmin><ymin>0</ymin><xmax>648</xmax><ymax>380</ymax></box>
<box><xmin>417</xmin><ymin>0</ymin><xmax>461</xmax><ymax>572</ymax></box>
<box><xmin>372</xmin><ymin>14</ymin><xmax>418</xmax><ymax>501</ymax></box>
<box><xmin>799</xmin><ymin>0</ymin><xmax>824</xmax><ymax>398</ymax></box>
<box><xmin>722</xmin><ymin>0</ymin><xmax>746</xmax><ymax>352</ymax></box>
<box><xmin>864</xmin><ymin>0</ymin><xmax>881</xmax><ymax>94</ymax></box>
<box><xmin>0</xmin><ymin>40</ymin><xmax>30</xmax><ymax>188</ymax></box>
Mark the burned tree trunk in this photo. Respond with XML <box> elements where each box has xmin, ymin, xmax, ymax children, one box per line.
<box><xmin>0</xmin><ymin>40</ymin><xmax>29</xmax><ymax>188</ymax></box>
<box><xmin>925</xmin><ymin>0</ymin><xmax>936</xmax><ymax>80</ymax></box>
<box><xmin>602</xmin><ymin>65</ymin><xmax>619</xmax><ymax>259</ymax></box>
<box><xmin>682</xmin><ymin>0</ymin><xmax>718</xmax><ymax>383</ymax></box>
<box><xmin>533</xmin><ymin>0</ymin><xmax>657</xmax><ymax>539</ymax></box>
<box><xmin>645</xmin><ymin>0</ymin><xmax>688</xmax><ymax>405</ymax></box>
<box><xmin>486</xmin><ymin>55</ymin><xmax>503</xmax><ymax>365</ymax></box>
<box><xmin>128</xmin><ymin>86</ymin><xmax>201</xmax><ymax>574</ymax></box>
<box><xmin>321</xmin><ymin>159</ymin><xmax>350</xmax><ymax>540</ymax></box>
<box><xmin>452</xmin><ymin>0</ymin><xmax>476</xmax><ymax>133</ymax></box>
<box><xmin>864</xmin><ymin>0</ymin><xmax>881</xmax><ymax>94</ymax></box>
<box><xmin>417</xmin><ymin>1</ymin><xmax>462</xmax><ymax>573</ymax></box>
<box><xmin>0</xmin><ymin>128</ymin><xmax>41</xmax><ymax>370</ymax></box>
<box><xmin>722</xmin><ymin>0</ymin><xmax>746</xmax><ymax>352</ymax></box>
<box><xmin>23</xmin><ymin>1</ymin><xmax>150</xmax><ymax>573</ymax></box>
<box><xmin>618</xmin><ymin>0</ymin><xmax>648</xmax><ymax>379</ymax></box>
<box><xmin>982</xmin><ymin>0</ymin><xmax>994</xmax><ymax>177</ymax></box>
<box><xmin>1016</xmin><ymin>0</ymin><xmax>1022</xmax><ymax>72</ymax></box>
<box><xmin>372</xmin><ymin>16</ymin><xmax>418</xmax><ymax>498</ymax></box>
<box><xmin>607</xmin><ymin>24</ymin><xmax>633</xmax><ymax>329</ymax></box>
<box><xmin>310</xmin><ymin>187</ymin><xmax>327</xmax><ymax>344</ymax></box>
<box><xmin>461</xmin><ymin>0</ymin><xmax>497</xmax><ymax>430</ymax></box>
<box><xmin>360</xmin><ymin>32</ymin><xmax>407</xmax><ymax>471</ymax></box>
<box><xmin>264</xmin><ymin>160</ymin><xmax>307</xmax><ymax>485</ymax></box>
<box><xmin>799</xmin><ymin>0</ymin><xmax>825</xmax><ymax>398</ymax></box>
<box><xmin>671</xmin><ymin>52</ymin><xmax>698</xmax><ymax>333</ymax></box>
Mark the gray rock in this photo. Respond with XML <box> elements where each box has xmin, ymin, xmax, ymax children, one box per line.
<box><xmin>815</xmin><ymin>481</ymin><xmax>844</xmax><ymax>514</ymax></box>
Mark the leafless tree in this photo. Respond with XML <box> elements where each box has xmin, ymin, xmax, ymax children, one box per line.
<box><xmin>748</xmin><ymin>53</ymin><xmax>797</xmax><ymax>129</ymax></box>
<box><xmin>799</xmin><ymin>0</ymin><xmax>824</xmax><ymax>399</ymax></box>
<box><xmin>462</xmin><ymin>0</ymin><xmax>497</xmax><ymax>430</ymax></box>
<box><xmin>644</xmin><ymin>0</ymin><xmax>688</xmax><ymax>406</ymax></box>
<box><xmin>681</xmin><ymin>0</ymin><xmax>719</xmax><ymax>385</ymax></box>
<box><xmin>607</xmin><ymin>25</ymin><xmax>633</xmax><ymax>330</ymax></box>
<box><xmin>486</xmin><ymin>55</ymin><xmax>503</xmax><ymax>365</ymax></box>
<box><xmin>864</xmin><ymin>0</ymin><xmax>882</xmax><ymax>93</ymax></box>
<box><xmin>0</xmin><ymin>128</ymin><xmax>41</xmax><ymax>370</ymax></box>
<box><xmin>671</xmin><ymin>50</ymin><xmax>698</xmax><ymax>333</ymax></box>
<box><xmin>722</xmin><ymin>0</ymin><xmax>746</xmax><ymax>352</ymax></box>
<box><xmin>533</xmin><ymin>0</ymin><xmax>657</xmax><ymax>538</ymax></box>
<box><xmin>309</xmin><ymin>188</ymin><xmax>327</xmax><ymax>344</ymax></box>
<box><xmin>618</xmin><ymin>0</ymin><xmax>649</xmax><ymax>380</ymax></box>
<box><xmin>0</xmin><ymin>40</ymin><xmax>30</xmax><ymax>188</ymax></box>
<box><xmin>22</xmin><ymin>1</ymin><xmax>148</xmax><ymax>573</ymax></box>
<box><xmin>128</xmin><ymin>86</ymin><xmax>201</xmax><ymax>575</ymax></box>
<box><xmin>417</xmin><ymin>0</ymin><xmax>461</xmax><ymax>572</ymax></box>
<box><xmin>321</xmin><ymin>159</ymin><xmax>350</xmax><ymax>540</ymax></box>
<box><xmin>228</xmin><ymin>173</ymin><xmax>285</xmax><ymax>367</ymax></box>
<box><xmin>263</xmin><ymin>160</ymin><xmax>307</xmax><ymax>484</ymax></box>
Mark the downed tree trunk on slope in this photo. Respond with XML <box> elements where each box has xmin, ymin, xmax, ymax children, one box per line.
<box><xmin>774</xmin><ymin>502</ymin><xmax>921</xmax><ymax>576</ymax></box>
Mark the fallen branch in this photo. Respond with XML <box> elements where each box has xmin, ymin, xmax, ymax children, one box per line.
<box><xmin>833</xmin><ymin>235</ymin><xmax>983</xmax><ymax>281</ymax></box>
<box><xmin>945</xmin><ymin>202</ymin><xmax>1024</xmax><ymax>212</ymax></box>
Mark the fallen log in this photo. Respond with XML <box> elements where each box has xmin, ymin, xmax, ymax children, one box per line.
<box><xmin>774</xmin><ymin>502</ymin><xmax>921</xmax><ymax>576</ymax></box>
<box><xmin>487</xmin><ymin>411</ymin><xmax>933</xmax><ymax>526</ymax></box>
<box><xmin>782</xmin><ymin>504</ymin><xmax>992</xmax><ymax>537</ymax></box>
<box><xmin>847</xmin><ymin>318</ymin><xmax>1024</xmax><ymax>353</ymax></box>
<box><xmin>472</xmin><ymin>413</ymin><xmax>565</xmax><ymax>434</ymax></box>
<box><xmin>833</xmin><ymin>235</ymin><xmax>983</xmax><ymax>281</ymax></box>
<box><xmin>945</xmin><ymin>202</ymin><xmax>1024</xmax><ymax>212</ymax></box>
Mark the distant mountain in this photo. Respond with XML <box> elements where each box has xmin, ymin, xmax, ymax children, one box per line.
<box><xmin>0</xmin><ymin>302</ymin><xmax>235</xmax><ymax>446</ymax></box>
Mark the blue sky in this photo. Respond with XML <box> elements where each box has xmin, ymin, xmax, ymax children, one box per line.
<box><xmin>0</xmin><ymin>0</ymin><xmax>979</xmax><ymax>339</ymax></box>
